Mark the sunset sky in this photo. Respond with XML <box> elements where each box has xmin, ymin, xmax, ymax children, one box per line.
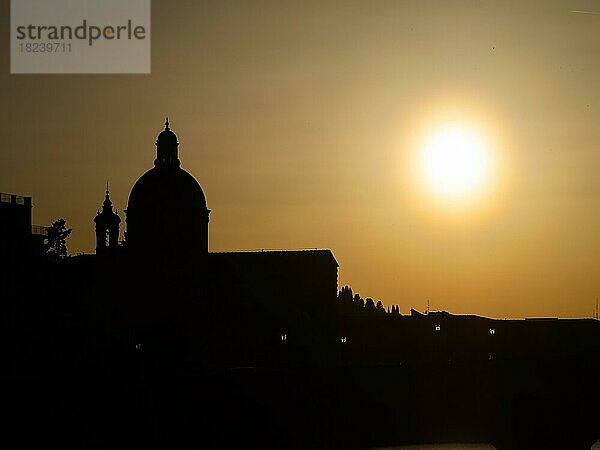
<box><xmin>2</xmin><ymin>0</ymin><xmax>600</xmax><ymax>318</ymax></box>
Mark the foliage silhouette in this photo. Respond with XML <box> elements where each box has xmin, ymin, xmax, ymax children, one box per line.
<box><xmin>44</xmin><ymin>218</ymin><xmax>72</xmax><ymax>259</ymax></box>
<box><xmin>337</xmin><ymin>285</ymin><xmax>399</xmax><ymax>317</ymax></box>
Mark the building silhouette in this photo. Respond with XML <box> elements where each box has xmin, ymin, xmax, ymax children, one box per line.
<box><xmin>0</xmin><ymin>193</ymin><xmax>47</xmax><ymax>302</ymax></box>
<box><xmin>85</xmin><ymin>119</ymin><xmax>338</xmax><ymax>367</ymax></box>
<box><xmin>0</xmin><ymin>192</ymin><xmax>47</xmax><ymax>259</ymax></box>
<box><xmin>2</xmin><ymin>119</ymin><xmax>599</xmax><ymax>449</ymax></box>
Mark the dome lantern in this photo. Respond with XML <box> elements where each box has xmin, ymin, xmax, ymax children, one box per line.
<box><xmin>155</xmin><ymin>117</ymin><xmax>180</xmax><ymax>167</ymax></box>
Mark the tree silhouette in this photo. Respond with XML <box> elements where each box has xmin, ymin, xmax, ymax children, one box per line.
<box><xmin>45</xmin><ymin>218</ymin><xmax>72</xmax><ymax>259</ymax></box>
<box><xmin>354</xmin><ymin>294</ymin><xmax>364</xmax><ymax>310</ymax></box>
<box><xmin>365</xmin><ymin>298</ymin><xmax>376</xmax><ymax>315</ymax></box>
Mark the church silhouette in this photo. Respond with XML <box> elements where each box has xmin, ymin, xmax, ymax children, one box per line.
<box><xmin>87</xmin><ymin>119</ymin><xmax>338</xmax><ymax>368</ymax></box>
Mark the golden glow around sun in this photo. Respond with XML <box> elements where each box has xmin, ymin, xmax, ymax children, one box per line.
<box><xmin>418</xmin><ymin>123</ymin><xmax>492</xmax><ymax>204</ymax></box>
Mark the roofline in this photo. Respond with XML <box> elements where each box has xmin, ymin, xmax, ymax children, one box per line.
<box><xmin>410</xmin><ymin>309</ymin><xmax>599</xmax><ymax>322</ymax></box>
<box><xmin>209</xmin><ymin>249</ymin><xmax>338</xmax><ymax>266</ymax></box>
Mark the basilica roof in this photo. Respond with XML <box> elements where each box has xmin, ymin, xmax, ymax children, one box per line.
<box><xmin>127</xmin><ymin>119</ymin><xmax>208</xmax><ymax>214</ymax></box>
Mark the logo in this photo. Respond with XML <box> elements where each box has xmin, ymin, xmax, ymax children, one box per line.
<box><xmin>11</xmin><ymin>0</ymin><xmax>151</xmax><ymax>74</ymax></box>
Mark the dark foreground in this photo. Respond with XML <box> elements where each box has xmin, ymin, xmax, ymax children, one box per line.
<box><xmin>3</xmin><ymin>257</ymin><xmax>599</xmax><ymax>449</ymax></box>
<box><xmin>5</xmin><ymin>357</ymin><xmax>599</xmax><ymax>449</ymax></box>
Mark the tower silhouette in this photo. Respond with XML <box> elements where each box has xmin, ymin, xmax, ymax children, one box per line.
<box><xmin>94</xmin><ymin>183</ymin><xmax>120</xmax><ymax>252</ymax></box>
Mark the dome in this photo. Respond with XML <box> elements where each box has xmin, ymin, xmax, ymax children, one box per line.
<box><xmin>128</xmin><ymin>165</ymin><xmax>207</xmax><ymax>214</ymax></box>
<box><xmin>125</xmin><ymin>120</ymin><xmax>210</xmax><ymax>254</ymax></box>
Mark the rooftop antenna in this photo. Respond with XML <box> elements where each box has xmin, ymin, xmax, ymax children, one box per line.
<box><xmin>425</xmin><ymin>299</ymin><xmax>430</xmax><ymax>315</ymax></box>
<box><xmin>595</xmin><ymin>296</ymin><xmax>599</xmax><ymax>320</ymax></box>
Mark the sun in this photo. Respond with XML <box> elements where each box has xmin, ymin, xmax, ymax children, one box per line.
<box><xmin>418</xmin><ymin>123</ymin><xmax>492</xmax><ymax>203</ymax></box>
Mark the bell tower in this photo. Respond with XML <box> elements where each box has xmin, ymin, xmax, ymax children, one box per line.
<box><xmin>94</xmin><ymin>183</ymin><xmax>121</xmax><ymax>252</ymax></box>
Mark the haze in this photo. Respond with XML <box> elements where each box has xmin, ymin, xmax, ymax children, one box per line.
<box><xmin>1</xmin><ymin>0</ymin><xmax>599</xmax><ymax>318</ymax></box>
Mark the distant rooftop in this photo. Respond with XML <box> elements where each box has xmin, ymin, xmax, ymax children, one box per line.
<box><xmin>409</xmin><ymin>308</ymin><xmax>597</xmax><ymax>322</ymax></box>
<box><xmin>0</xmin><ymin>192</ymin><xmax>31</xmax><ymax>206</ymax></box>
<box><xmin>210</xmin><ymin>248</ymin><xmax>333</xmax><ymax>255</ymax></box>
<box><xmin>209</xmin><ymin>249</ymin><xmax>338</xmax><ymax>266</ymax></box>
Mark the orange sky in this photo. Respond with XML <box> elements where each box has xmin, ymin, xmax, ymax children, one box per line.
<box><xmin>2</xmin><ymin>0</ymin><xmax>599</xmax><ymax>318</ymax></box>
